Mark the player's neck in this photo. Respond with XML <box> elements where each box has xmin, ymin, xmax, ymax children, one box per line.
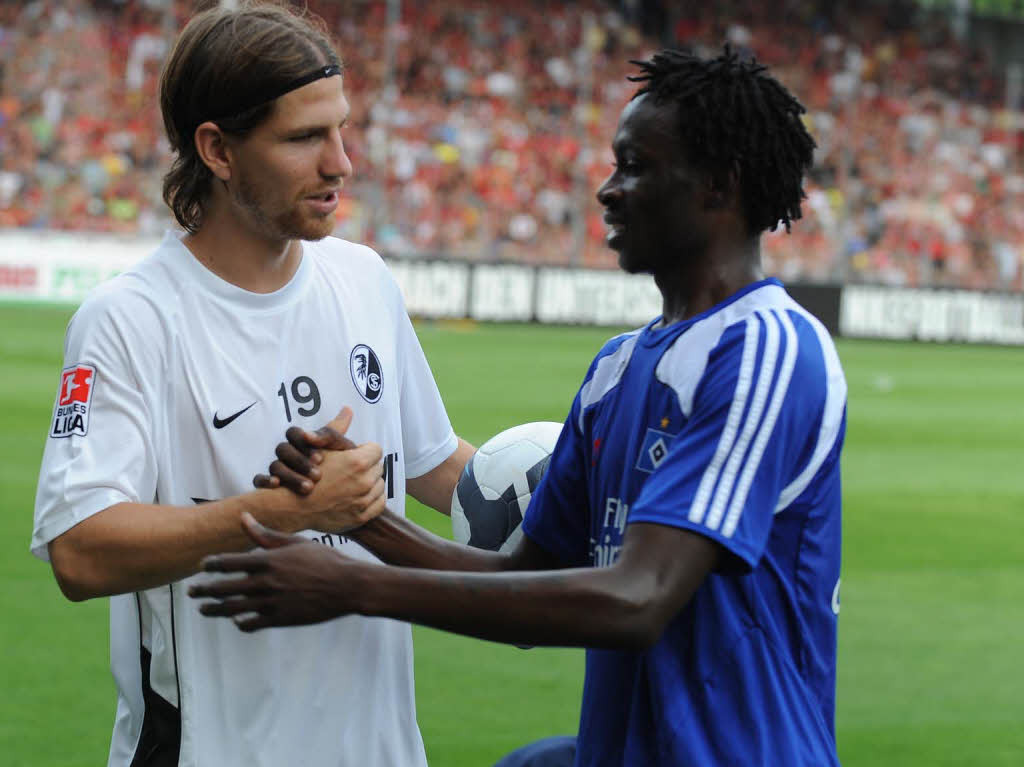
<box><xmin>655</xmin><ymin>238</ymin><xmax>763</xmax><ymax>325</ymax></box>
<box><xmin>183</xmin><ymin>206</ymin><xmax>302</xmax><ymax>294</ymax></box>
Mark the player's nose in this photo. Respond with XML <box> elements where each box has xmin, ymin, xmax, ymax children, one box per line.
<box><xmin>321</xmin><ymin>128</ymin><xmax>353</xmax><ymax>179</ymax></box>
<box><xmin>596</xmin><ymin>173</ymin><xmax>621</xmax><ymax>208</ymax></box>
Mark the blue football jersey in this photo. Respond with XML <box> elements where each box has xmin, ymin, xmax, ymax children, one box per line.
<box><xmin>523</xmin><ymin>279</ymin><xmax>847</xmax><ymax>767</ymax></box>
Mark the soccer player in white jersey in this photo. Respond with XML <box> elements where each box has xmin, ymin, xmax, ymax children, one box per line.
<box><xmin>193</xmin><ymin>48</ymin><xmax>847</xmax><ymax>766</ymax></box>
<box><xmin>31</xmin><ymin>5</ymin><xmax>473</xmax><ymax>766</ymax></box>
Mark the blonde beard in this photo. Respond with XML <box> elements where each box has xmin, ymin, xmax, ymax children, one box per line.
<box><xmin>233</xmin><ymin>172</ymin><xmax>335</xmax><ymax>243</ymax></box>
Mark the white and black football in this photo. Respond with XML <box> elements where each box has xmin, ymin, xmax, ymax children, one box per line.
<box><xmin>451</xmin><ymin>421</ymin><xmax>562</xmax><ymax>552</ymax></box>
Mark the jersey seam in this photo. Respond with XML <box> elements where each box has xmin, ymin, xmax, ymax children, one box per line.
<box><xmin>627</xmin><ymin>512</ymin><xmax>758</xmax><ymax>569</ymax></box>
<box><xmin>131</xmin><ymin>592</ymin><xmax>145</xmax><ymax>763</ymax></box>
<box><xmin>168</xmin><ymin>583</ymin><xmax>182</xmax><ymax>726</ymax></box>
<box><xmin>697</xmin><ymin>618</ymin><xmax>763</xmax><ymax>686</ymax></box>
<box><xmin>405</xmin><ymin>431</ymin><xmax>458</xmax><ymax>479</ymax></box>
<box><xmin>30</xmin><ymin>488</ymin><xmax>132</xmax><ymax>561</ymax></box>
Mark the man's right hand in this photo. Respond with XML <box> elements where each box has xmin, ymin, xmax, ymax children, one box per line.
<box><xmin>259</xmin><ymin>408</ymin><xmax>386</xmax><ymax>532</ymax></box>
<box><xmin>299</xmin><ymin>442</ymin><xmax>386</xmax><ymax>532</ymax></box>
<box><xmin>255</xmin><ymin>408</ymin><xmax>357</xmax><ymax>494</ymax></box>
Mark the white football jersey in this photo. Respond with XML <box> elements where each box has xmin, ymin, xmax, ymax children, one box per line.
<box><xmin>32</xmin><ymin>231</ymin><xmax>457</xmax><ymax>767</ymax></box>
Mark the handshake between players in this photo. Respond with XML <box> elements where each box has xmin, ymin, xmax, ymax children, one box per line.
<box><xmin>188</xmin><ymin>407</ymin><xmax>411</xmax><ymax>630</ymax></box>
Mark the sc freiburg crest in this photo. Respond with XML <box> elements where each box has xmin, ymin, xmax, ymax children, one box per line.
<box><xmin>350</xmin><ymin>344</ymin><xmax>383</xmax><ymax>403</ymax></box>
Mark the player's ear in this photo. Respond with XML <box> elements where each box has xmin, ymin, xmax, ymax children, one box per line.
<box><xmin>194</xmin><ymin>121</ymin><xmax>233</xmax><ymax>182</ymax></box>
<box><xmin>705</xmin><ymin>162</ymin><xmax>740</xmax><ymax>211</ymax></box>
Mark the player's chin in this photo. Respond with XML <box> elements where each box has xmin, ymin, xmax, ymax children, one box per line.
<box><xmin>608</xmin><ymin>233</ymin><xmax>641</xmax><ymax>272</ymax></box>
<box><xmin>294</xmin><ymin>216</ymin><xmax>336</xmax><ymax>242</ymax></box>
<box><xmin>615</xmin><ymin>245</ymin><xmax>647</xmax><ymax>275</ymax></box>
<box><xmin>614</xmin><ymin>237</ymin><xmax>661</xmax><ymax>275</ymax></box>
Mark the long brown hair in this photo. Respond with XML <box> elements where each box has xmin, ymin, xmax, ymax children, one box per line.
<box><xmin>159</xmin><ymin>2</ymin><xmax>342</xmax><ymax>233</ymax></box>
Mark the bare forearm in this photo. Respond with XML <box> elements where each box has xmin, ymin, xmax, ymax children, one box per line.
<box><xmin>406</xmin><ymin>437</ymin><xmax>476</xmax><ymax>515</ymax></box>
<box><xmin>192</xmin><ymin>521</ymin><xmax>718</xmax><ymax>644</ymax></box>
<box><xmin>350</xmin><ymin>509</ymin><xmax>512</xmax><ymax>571</ymax></box>
<box><xmin>50</xmin><ymin>488</ymin><xmax>308</xmax><ymax>600</ymax></box>
<box><xmin>350</xmin><ymin>561</ymin><xmax>662</xmax><ymax>649</ymax></box>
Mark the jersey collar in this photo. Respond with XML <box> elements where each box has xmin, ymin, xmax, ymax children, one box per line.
<box><xmin>640</xmin><ymin>278</ymin><xmax>785</xmax><ymax>346</ymax></box>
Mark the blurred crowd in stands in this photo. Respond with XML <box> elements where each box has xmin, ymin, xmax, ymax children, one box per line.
<box><xmin>1</xmin><ymin>0</ymin><xmax>1022</xmax><ymax>290</ymax></box>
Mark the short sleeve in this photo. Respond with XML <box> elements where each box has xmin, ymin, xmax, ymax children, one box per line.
<box><xmin>521</xmin><ymin>391</ymin><xmax>590</xmax><ymax>567</ymax></box>
<box><xmin>391</xmin><ymin>283</ymin><xmax>457</xmax><ymax>478</ymax></box>
<box><xmin>31</xmin><ymin>292</ymin><xmax>159</xmax><ymax>560</ymax></box>
<box><xmin>628</xmin><ymin>311</ymin><xmax>827</xmax><ymax>570</ymax></box>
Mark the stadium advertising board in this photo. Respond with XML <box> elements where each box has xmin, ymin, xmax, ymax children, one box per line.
<box><xmin>0</xmin><ymin>263</ymin><xmax>39</xmax><ymax>297</ymax></box>
<box><xmin>840</xmin><ymin>285</ymin><xmax>1024</xmax><ymax>344</ymax></box>
<box><xmin>536</xmin><ymin>268</ymin><xmax>661</xmax><ymax>326</ymax></box>
<box><xmin>386</xmin><ymin>259</ymin><xmax>470</xmax><ymax>318</ymax></box>
<box><xmin>918</xmin><ymin>0</ymin><xmax>1024</xmax><ymax>19</ymax></box>
<box><xmin>470</xmin><ymin>265</ymin><xmax>535</xmax><ymax>322</ymax></box>
<box><xmin>0</xmin><ymin>232</ymin><xmax>156</xmax><ymax>303</ymax></box>
<box><xmin>3</xmin><ymin>232</ymin><xmax>1023</xmax><ymax>343</ymax></box>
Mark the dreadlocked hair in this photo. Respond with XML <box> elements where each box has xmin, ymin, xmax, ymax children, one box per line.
<box><xmin>629</xmin><ymin>46</ymin><xmax>816</xmax><ymax>234</ymax></box>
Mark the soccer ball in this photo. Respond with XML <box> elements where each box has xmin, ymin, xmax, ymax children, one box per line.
<box><xmin>451</xmin><ymin>421</ymin><xmax>562</xmax><ymax>552</ymax></box>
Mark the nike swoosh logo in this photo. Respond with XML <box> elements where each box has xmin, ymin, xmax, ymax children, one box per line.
<box><xmin>212</xmin><ymin>402</ymin><xmax>256</xmax><ymax>429</ymax></box>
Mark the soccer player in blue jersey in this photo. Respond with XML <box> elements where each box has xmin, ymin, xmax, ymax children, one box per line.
<box><xmin>192</xmin><ymin>47</ymin><xmax>847</xmax><ymax>767</ymax></box>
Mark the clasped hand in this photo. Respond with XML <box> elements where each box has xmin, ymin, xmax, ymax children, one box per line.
<box><xmin>266</xmin><ymin>406</ymin><xmax>386</xmax><ymax>533</ymax></box>
<box><xmin>190</xmin><ymin>407</ymin><xmax>378</xmax><ymax>630</ymax></box>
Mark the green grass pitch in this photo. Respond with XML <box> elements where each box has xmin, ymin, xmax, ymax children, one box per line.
<box><xmin>1</xmin><ymin>303</ymin><xmax>1021</xmax><ymax>766</ymax></box>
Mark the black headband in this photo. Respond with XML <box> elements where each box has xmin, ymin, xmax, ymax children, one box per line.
<box><xmin>204</xmin><ymin>64</ymin><xmax>341</xmax><ymax>124</ymax></box>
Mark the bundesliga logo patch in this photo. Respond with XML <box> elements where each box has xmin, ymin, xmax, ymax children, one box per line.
<box><xmin>51</xmin><ymin>364</ymin><xmax>96</xmax><ymax>438</ymax></box>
